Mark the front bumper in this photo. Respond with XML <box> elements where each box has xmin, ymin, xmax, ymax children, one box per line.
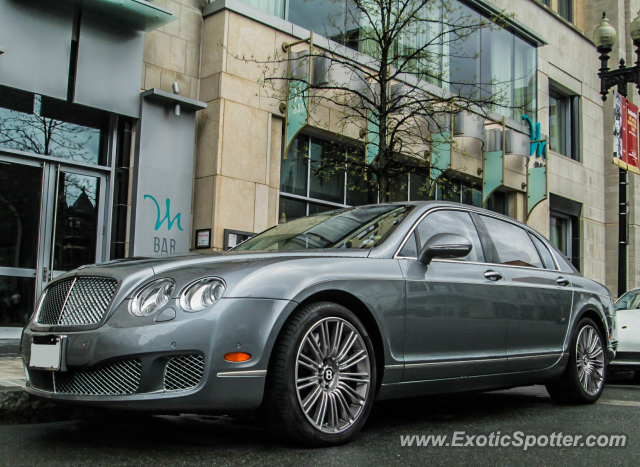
<box><xmin>21</xmin><ymin>298</ymin><xmax>293</xmax><ymax>412</ymax></box>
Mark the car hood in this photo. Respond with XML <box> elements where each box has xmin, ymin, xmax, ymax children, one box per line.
<box><xmin>85</xmin><ymin>248</ymin><xmax>370</xmax><ymax>274</ymax></box>
<box><xmin>52</xmin><ymin>249</ymin><xmax>372</xmax><ymax>301</ymax></box>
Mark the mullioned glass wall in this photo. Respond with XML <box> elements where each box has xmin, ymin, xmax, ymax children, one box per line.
<box><xmin>235</xmin><ymin>0</ymin><xmax>537</xmax><ymax>120</ymax></box>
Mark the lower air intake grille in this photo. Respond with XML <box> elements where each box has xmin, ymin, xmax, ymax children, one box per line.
<box><xmin>164</xmin><ymin>355</ymin><xmax>205</xmax><ymax>391</ymax></box>
<box><xmin>28</xmin><ymin>359</ymin><xmax>141</xmax><ymax>395</ymax></box>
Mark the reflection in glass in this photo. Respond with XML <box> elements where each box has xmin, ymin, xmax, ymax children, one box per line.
<box><xmin>309</xmin><ymin>138</ymin><xmax>345</xmax><ymax>204</ymax></box>
<box><xmin>280</xmin><ymin>135</ymin><xmax>308</xmax><ymax>196</ymax></box>
<box><xmin>0</xmin><ymin>275</ymin><xmax>35</xmax><ymax>327</ymax></box>
<box><xmin>0</xmin><ymin>86</ymin><xmax>105</xmax><ymax>165</ymax></box>
<box><xmin>417</xmin><ymin>210</ymin><xmax>484</xmax><ymax>262</ymax></box>
<box><xmin>239</xmin><ymin>0</ymin><xmax>285</xmax><ymax>18</ymax></box>
<box><xmin>52</xmin><ymin>172</ymin><xmax>99</xmax><ymax>271</ymax></box>
<box><xmin>388</xmin><ymin>174</ymin><xmax>408</xmax><ymax>202</ymax></box>
<box><xmin>279</xmin><ymin>196</ymin><xmax>307</xmax><ymax>224</ymax></box>
<box><xmin>347</xmin><ymin>168</ymin><xmax>377</xmax><ymax>206</ymax></box>
<box><xmin>309</xmin><ymin>202</ymin><xmax>336</xmax><ymax>216</ymax></box>
<box><xmin>461</xmin><ymin>183</ymin><xmax>482</xmax><ymax>207</ymax></box>
<box><xmin>288</xmin><ymin>0</ymin><xmax>344</xmax><ymax>40</ymax></box>
<box><xmin>237</xmin><ymin>204</ymin><xmax>414</xmax><ymax>251</ymax></box>
<box><xmin>549</xmin><ymin>91</ymin><xmax>568</xmax><ymax>156</ymax></box>
<box><xmin>514</xmin><ymin>36</ymin><xmax>537</xmax><ymax>118</ymax></box>
<box><xmin>0</xmin><ymin>163</ymin><xmax>42</xmax><ymax>269</ymax></box>
<box><xmin>409</xmin><ymin>173</ymin><xmax>436</xmax><ymax>201</ymax></box>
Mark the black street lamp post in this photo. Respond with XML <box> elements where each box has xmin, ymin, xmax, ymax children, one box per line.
<box><xmin>594</xmin><ymin>12</ymin><xmax>640</xmax><ymax>297</ymax></box>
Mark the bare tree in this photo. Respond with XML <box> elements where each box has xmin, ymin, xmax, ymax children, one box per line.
<box><xmin>0</xmin><ymin>96</ymin><xmax>99</xmax><ymax>165</ymax></box>
<box><xmin>234</xmin><ymin>0</ymin><xmax>534</xmax><ymax>202</ymax></box>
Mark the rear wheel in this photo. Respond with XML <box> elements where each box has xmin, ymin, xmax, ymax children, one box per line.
<box><xmin>546</xmin><ymin>318</ymin><xmax>606</xmax><ymax>404</ymax></box>
<box><xmin>261</xmin><ymin>302</ymin><xmax>376</xmax><ymax>446</ymax></box>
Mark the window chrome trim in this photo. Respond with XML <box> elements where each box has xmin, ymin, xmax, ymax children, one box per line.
<box><xmin>393</xmin><ymin>205</ymin><xmax>565</xmax><ymax>273</ymax></box>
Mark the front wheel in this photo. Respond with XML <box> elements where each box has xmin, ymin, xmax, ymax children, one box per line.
<box><xmin>546</xmin><ymin>318</ymin><xmax>606</xmax><ymax>404</ymax></box>
<box><xmin>261</xmin><ymin>302</ymin><xmax>376</xmax><ymax>446</ymax></box>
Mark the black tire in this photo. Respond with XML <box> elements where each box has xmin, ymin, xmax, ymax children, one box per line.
<box><xmin>546</xmin><ymin>318</ymin><xmax>606</xmax><ymax>404</ymax></box>
<box><xmin>261</xmin><ymin>301</ymin><xmax>377</xmax><ymax>446</ymax></box>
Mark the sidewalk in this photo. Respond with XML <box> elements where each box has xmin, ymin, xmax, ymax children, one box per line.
<box><xmin>0</xmin><ymin>357</ymin><xmax>25</xmax><ymax>391</ymax></box>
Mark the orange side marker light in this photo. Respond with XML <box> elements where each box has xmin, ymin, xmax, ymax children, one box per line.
<box><xmin>224</xmin><ymin>352</ymin><xmax>251</xmax><ymax>362</ymax></box>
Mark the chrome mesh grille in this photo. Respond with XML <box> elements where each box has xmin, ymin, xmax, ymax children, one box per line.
<box><xmin>27</xmin><ymin>360</ymin><xmax>141</xmax><ymax>395</ymax></box>
<box><xmin>28</xmin><ymin>369</ymin><xmax>54</xmax><ymax>392</ymax></box>
<box><xmin>164</xmin><ymin>355</ymin><xmax>205</xmax><ymax>391</ymax></box>
<box><xmin>36</xmin><ymin>277</ymin><xmax>118</xmax><ymax>326</ymax></box>
<box><xmin>37</xmin><ymin>280</ymin><xmax>73</xmax><ymax>325</ymax></box>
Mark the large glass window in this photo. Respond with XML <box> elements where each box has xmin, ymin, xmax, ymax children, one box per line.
<box><xmin>549</xmin><ymin>213</ymin><xmax>572</xmax><ymax>260</ymax></box>
<box><xmin>237</xmin><ymin>0</ymin><xmax>537</xmax><ymax>120</ymax></box>
<box><xmin>309</xmin><ymin>138</ymin><xmax>345</xmax><ymax>203</ymax></box>
<box><xmin>416</xmin><ymin>210</ymin><xmax>485</xmax><ymax>262</ymax></box>
<box><xmin>280</xmin><ymin>135</ymin><xmax>308</xmax><ymax>196</ymax></box>
<box><xmin>0</xmin><ymin>85</ymin><xmax>109</xmax><ymax>165</ymax></box>
<box><xmin>0</xmin><ymin>162</ymin><xmax>42</xmax><ymax>269</ymax></box>
<box><xmin>481</xmin><ymin>215</ymin><xmax>543</xmax><ymax>268</ymax></box>
<box><xmin>558</xmin><ymin>0</ymin><xmax>572</xmax><ymax>23</ymax></box>
<box><xmin>0</xmin><ymin>276</ymin><xmax>35</xmax><ymax>326</ymax></box>
<box><xmin>51</xmin><ymin>172</ymin><xmax>100</xmax><ymax>271</ymax></box>
<box><xmin>240</xmin><ymin>0</ymin><xmax>285</xmax><ymax>18</ymax></box>
<box><xmin>549</xmin><ymin>87</ymin><xmax>579</xmax><ymax>160</ymax></box>
<box><xmin>279</xmin><ymin>136</ymin><xmax>509</xmax><ymax>222</ymax></box>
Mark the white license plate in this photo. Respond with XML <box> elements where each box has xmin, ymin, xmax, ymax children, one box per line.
<box><xmin>29</xmin><ymin>336</ymin><xmax>62</xmax><ymax>371</ymax></box>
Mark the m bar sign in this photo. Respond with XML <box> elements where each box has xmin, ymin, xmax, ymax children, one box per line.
<box><xmin>613</xmin><ymin>91</ymin><xmax>640</xmax><ymax>173</ymax></box>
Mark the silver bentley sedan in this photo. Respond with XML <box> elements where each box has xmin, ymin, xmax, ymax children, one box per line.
<box><xmin>21</xmin><ymin>202</ymin><xmax>617</xmax><ymax>446</ymax></box>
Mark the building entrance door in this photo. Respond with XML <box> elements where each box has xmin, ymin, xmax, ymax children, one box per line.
<box><xmin>0</xmin><ymin>154</ymin><xmax>107</xmax><ymax>331</ymax></box>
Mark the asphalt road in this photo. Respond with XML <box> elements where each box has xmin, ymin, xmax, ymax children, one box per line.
<box><xmin>1</xmin><ymin>384</ymin><xmax>639</xmax><ymax>467</ymax></box>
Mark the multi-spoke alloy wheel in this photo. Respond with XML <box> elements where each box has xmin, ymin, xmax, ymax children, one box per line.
<box><xmin>546</xmin><ymin>318</ymin><xmax>607</xmax><ymax>404</ymax></box>
<box><xmin>295</xmin><ymin>317</ymin><xmax>371</xmax><ymax>434</ymax></box>
<box><xmin>576</xmin><ymin>325</ymin><xmax>605</xmax><ymax>396</ymax></box>
<box><xmin>262</xmin><ymin>302</ymin><xmax>376</xmax><ymax>445</ymax></box>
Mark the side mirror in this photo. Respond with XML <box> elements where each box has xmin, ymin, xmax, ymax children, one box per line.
<box><xmin>418</xmin><ymin>233</ymin><xmax>473</xmax><ymax>265</ymax></box>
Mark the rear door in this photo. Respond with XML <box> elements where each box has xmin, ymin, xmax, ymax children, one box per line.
<box><xmin>400</xmin><ymin>209</ymin><xmax>509</xmax><ymax>381</ymax></box>
<box><xmin>478</xmin><ymin>215</ymin><xmax>573</xmax><ymax>372</ymax></box>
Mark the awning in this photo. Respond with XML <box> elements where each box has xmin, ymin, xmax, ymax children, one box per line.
<box><xmin>55</xmin><ymin>0</ymin><xmax>177</xmax><ymax>32</ymax></box>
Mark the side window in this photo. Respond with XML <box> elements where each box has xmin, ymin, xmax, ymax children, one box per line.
<box><xmin>530</xmin><ymin>234</ymin><xmax>557</xmax><ymax>270</ymax></box>
<box><xmin>481</xmin><ymin>216</ymin><xmax>543</xmax><ymax>268</ymax></box>
<box><xmin>416</xmin><ymin>210</ymin><xmax>484</xmax><ymax>262</ymax></box>
<box><xmin>399</xmin><ymin>231</ymin><xmax>418</xmax><ymax>257</ymax></box>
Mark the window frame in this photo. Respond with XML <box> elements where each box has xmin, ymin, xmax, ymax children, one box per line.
<box><xmin>394</xmin><ymin>207</ymin><xmax>564</xmax><ymax>273</ymax></box>
<box><xmin>548</xmin><ymin>86</ymin><xmax>580</xmax><ymax>161</ymax></box>
<box><xmin>394</xmin><ymin>206</ymin><xmax>489</xmax><ymax>263</ymax></box>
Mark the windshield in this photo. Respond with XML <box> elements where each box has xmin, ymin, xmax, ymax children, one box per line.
<box><xmin>234</xmin><ymin>204</ymin><xmax>414</xmax><ymax>252</ymax></box>
<box><xmin>615</xmin><ymin>291</ymin><xmax>640</xmax><ymax>311</ymax></box>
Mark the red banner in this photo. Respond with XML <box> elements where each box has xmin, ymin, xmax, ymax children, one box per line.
<box><xmin>626</xmin><ymin>100</ymin><xmax>639</xmax><ymax>169</ymax></box>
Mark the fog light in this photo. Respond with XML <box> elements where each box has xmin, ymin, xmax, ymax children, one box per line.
<box><xmin>224</xmin><ymin>352</ymin><xmax>251</xmax><ymax>362</ymax></box>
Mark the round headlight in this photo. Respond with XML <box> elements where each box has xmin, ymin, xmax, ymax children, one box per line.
<box><xmin>131</xmin><ymin>278</ymin><xmax>175</xmax><ymax>317</ymax></box>
<box><xmin>180</xmin><ymin>278</ymin><xmax>225</xmax><ymax>312</ymax></box>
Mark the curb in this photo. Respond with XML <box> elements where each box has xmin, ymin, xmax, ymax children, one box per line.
<box><xmin>0</xmin><ymin>388</ymin><xmax>58</xmax><ymax>417</ymax></box>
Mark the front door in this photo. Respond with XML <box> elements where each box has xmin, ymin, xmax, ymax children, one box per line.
<box><xmin>401</xmin><ymin>209</ymin><xmax>509</xmax><ymax>382</ymax></box>
<box><xmin>0</xmin><ymin>154</ymin><xmax>107</xmax><ymax>330</ymax></box>
<box><xmin>0</xmin><ymin>156</ymin><xmax>43</xmax><ymax>328</ymax></box>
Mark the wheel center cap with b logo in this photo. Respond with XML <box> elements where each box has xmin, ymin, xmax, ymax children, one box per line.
<box><xmin>324</xmin><ymin>368</ymin><xmax>334</xmax><ymax>381</ymax></box>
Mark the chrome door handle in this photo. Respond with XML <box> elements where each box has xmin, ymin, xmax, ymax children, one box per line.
<box><xmin>556</xmin><ymin>277</ymin><xmax>570</xmax><ymax>287</ymax></box>
<box><xmin>484</xmin><ymin>270</ymin><xmax>503</xmax><ymax>281</ymax></box>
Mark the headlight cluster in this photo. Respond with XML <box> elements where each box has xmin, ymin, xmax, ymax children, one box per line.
<box><xmin>130</xmin><ymin>277</ymin><xmax>225</xmax><ymax>317</ymax></box>
<box><xmin>180</xmin><ymin>278</ymin><xmax>225</xmax><ymax>312</ymax></box>
<box><xmin>131</xmin><ymin>278</ymin><xmax>175</xmax><ymax>317</ymax></box>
